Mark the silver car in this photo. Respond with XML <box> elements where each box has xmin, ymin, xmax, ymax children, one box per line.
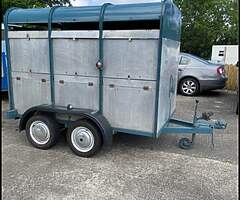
<box><xmin>178</xmin><ymin>53</ymin><xmax>227</xmax><ymax>96</ymax></box>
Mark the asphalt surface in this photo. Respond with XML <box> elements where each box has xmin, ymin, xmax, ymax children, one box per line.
<box><xmin>2</xmin><ymin>90</ymin><xmax>238</xmax><ymax>200</ymax></box>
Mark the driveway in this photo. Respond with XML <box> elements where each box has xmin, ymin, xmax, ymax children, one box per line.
<box><xmin>1</xmin><ymin>90</ymin><xmax>238</xmax><ymax>200</ymax></box>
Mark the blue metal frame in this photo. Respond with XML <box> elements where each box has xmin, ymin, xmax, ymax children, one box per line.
<box><xmin>48</xmin><ymin>6</ymin><xmax>61</xmax><ymax>105</ymax></box>
<box><xmin>161</xmin><ymin>118</ymin><xmax>214</xmax><ymax>134</ymax></box>
<box><xmin>4</xmin><ymin>7</ymin><xmax>19</xmax><ymax>118</ymax></box>
<box><xmin>98</xmin><ymin>3</ymin><xmax>112</xmax><ymax>114</ymax></box>
<box><xmin>1</xmin><ymin>51</ymin><xmax>8</xmax><ymax>91</ymax></box>
<box><xmin>113</xmin><ymin>128</ymin><xmax>153</xmax><ymax>137</ymax></box>
<box><xmin>153</xmin><ymin>2</ymin><xmax>166</xmax><ymax>138</ymax></box>
<box><xmin>6</xmin><ymin>3</ymin><xmax>164</xmax><ymax>24</ymax></box>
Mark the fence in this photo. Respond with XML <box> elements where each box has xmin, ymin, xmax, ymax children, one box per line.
<box><xmin>224</xmin><ymin>64</ymin><xmax>238</xmax><ymax>91</ymax></box>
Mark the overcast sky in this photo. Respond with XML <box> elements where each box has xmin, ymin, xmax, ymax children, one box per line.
<box><xmin>71</xmin><ymin>0</ymin><xmax>162</xmax><ymax>6</ymax></box>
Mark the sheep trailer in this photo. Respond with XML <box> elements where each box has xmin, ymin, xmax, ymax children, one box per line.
<box><xmin>4</xmin><ymin>1</ymin><xmax>226</xmax><ymax>157</ymax></box>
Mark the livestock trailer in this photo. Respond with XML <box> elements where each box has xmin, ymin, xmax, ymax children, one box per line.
<box><xmin>4</xmin><ymin>1</ymin><xmax>226</xmax><ymax>157</ymax></box>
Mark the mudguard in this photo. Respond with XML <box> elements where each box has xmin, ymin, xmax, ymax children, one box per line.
<box><xmin>19</xmin><ymin>104</ymin><xmax>113</xmax><ymax>146</ymax></box>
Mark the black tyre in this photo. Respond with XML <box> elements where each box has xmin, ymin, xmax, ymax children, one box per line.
<box><xmin>67</xmin><ymin>120</ymin><xmax>102</xmax><ymax>157</ymax></box>
<box><xmin>178</xmin><ymin>138</ymin><xmax>193</xmax><ymax>150</ymax></box>
<box><xmin>179</xmin><ymin>77</ymin><xmax>200</xmax><ymax>96</ymax></box>
<box><xmin>26</xmin><ymin>115</ymin><xmax>60</xmax><ymax>149</ymax></box>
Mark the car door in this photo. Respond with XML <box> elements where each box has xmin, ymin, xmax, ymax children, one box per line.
<box><xmin>178</xmin><ymin>55</ymin><xmax>191</xmax><ymax>80</ymax></box>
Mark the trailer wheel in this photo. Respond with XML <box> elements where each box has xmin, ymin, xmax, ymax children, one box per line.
<box><xmin>25</xmin><ymin>115</ymin><xmax>59</xmax><ymax>149</ymax></box>
<box><xmin>67</xmin><ymin>120</ymin><xmax>102</xmax><ymax>157</ymax></box>
<box><xmin>178</xmin><ymin>138</ymin><xmax>193</xmax><ymax>149</ymax></box>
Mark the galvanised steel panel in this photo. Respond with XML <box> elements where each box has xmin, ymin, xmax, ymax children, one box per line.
<box><xmin>103</xmin><ymin>39</ymin><xmax>158</xmax><ymax>80</ymax></box>
<box><xmin>52</xmin><ymin>30</ymin><xmax>158</xmax><ymax>80</ymax></box>
<box><xmin>9</xmin><ymin>38</ymin><xmax>49</xmax><ymax>73</ymax></box>
<box><xmin>53</xmin><ymin>39</ymin><xmax>99</xmax><ymax>76</ymax></box>
<box><xmin>156</xmin><ymin>38</ymin><xmax>180</xmax><ymax>136</ymax></box>
<box><xmin>103</xmin><ymin>78</ymin><xmax>156</xmax><ymax>132</ymax></box>
<box><xmin>54</xmin><ymin>75</ymin><xmax>99</xmax><ymax>110</ymax></box>
<box><xmin>8</xmin><ymin>31</ymin><xmax>48</xmax><ymax>39</ymax></box>
<box><xmin>51</xmin><ymin>30</ymin><xmax>159</xmax><ymax>39</ymax></box>
<box><xmin>9</xmin><ymin>30</ymin><xmax>159</xmax><ymax>39</ymax></box>
<box><xmin>11</xmin><ymin>72</ymin><xmax>51</xmax><ymax>114</ymax></box>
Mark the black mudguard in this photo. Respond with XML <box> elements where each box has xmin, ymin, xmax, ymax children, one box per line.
<box><xmin>19</xmin><ymin>104</ymin><xmax>113</xmax><ymax>146</ymax></box>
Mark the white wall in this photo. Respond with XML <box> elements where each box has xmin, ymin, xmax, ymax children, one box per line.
<box><xmin>211</xmin><ymin>45</ymin><xmax>238</xmax><ymax>65</ymax></box>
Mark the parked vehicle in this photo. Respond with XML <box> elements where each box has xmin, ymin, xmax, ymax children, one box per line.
<box><xmin>4</xmin><ymin>1</ymin><xmax>226</xmax><ymax>157</ymax></box>
<box><xmin>178</xmin><ymin>53</ymin><xmax>227</xmax><ymax>96</ymax></box>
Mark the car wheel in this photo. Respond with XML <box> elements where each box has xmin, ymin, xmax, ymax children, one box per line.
<box><xmin>179</xmin><ymin>78</ymin><xmax>200</xmax><ymax>96</ymax></box>
<box><xmin>67</xmin><ymin>120</ymin><xmax>102</xmax><ymax>157</ymax></box>
<box><xmin>26</xmin><ymin>115</ymin><xmax>60</xmax><ymax>149</ymax></box>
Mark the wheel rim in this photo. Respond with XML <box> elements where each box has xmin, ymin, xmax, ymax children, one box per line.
<box><xmin>71</xmin><ymin>127</ymin><xmax>94</xmax><ymax>153</ymax></box>
<box><xmin>30</xmin><ymin>121</ymin><xmax>50</xmax><ymax>145</ymax></box>
<box><xmin>182</xmin><ymin>80</ymin><xmax>196</xmax><ymax>95</ymax></box>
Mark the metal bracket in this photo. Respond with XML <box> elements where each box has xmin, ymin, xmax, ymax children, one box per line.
<box><xmin>5</xmin><ymin>109</ymin><xmax>19</xmax><ymax>119</ymax></box>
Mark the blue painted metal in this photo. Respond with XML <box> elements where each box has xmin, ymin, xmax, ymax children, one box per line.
<box><xmin>160</xmin><ymin>116</ymin><xmax>228</xmax><ymax>135</ymax></box>
<box><xmin>113</xmin><ymin>128</ymin><xmax>153</xmax><ymax>138</ymax></box>
<box><xmin>7</xmin><ymin>3</ymin><xmax>163</xmax><ymax>23</ymax></box>
<box><xmin>168</xmin><ymin>118</ymin><xmax>194</xmax><ymax>126</ymax></box>
<box><xmin>161</xmin><ymin>125</ymin><xmax>213</xmax><ymax>134</ymax></box>
<box><xmin>153</xmin><ymin>1</ymin><xmax>165</xmax><ymax>138</ymax></box>
<box><xmin>48</xmin><ymin>6</ymin><xmax>61</xmax><ymax>105</ymax></box>
<box><xmin>1</xmin><ymin>50</ymin><xmax>8</xmax><ymax>91</ymax></box>
<box><xmin>4</xmin><ymin>8</ymin><xmax>19</xmax><ymax>118</ymax></box>
<box><xmin>161</xmin><ymin>2</ymin><xmax>181</xmax><ymax>41</ymax></box>
<box><xmin>98</xmin><ymin>3</ymin><xmax>112</xmax><ymax>114</ymax></box>
<box><xmin>5</xmin><ymin>109</ymin><xmax>19</xmax><ymax>119</ymax></box>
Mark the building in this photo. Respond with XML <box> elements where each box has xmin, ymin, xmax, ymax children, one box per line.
<box><xmin>211</xmin><ymin>45</ymin><xmax>239</xmax><ymax>65</ymax></box>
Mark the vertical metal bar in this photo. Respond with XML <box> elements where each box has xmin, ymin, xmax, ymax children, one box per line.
<box><xmin>153</xmin><ymin>2</ymin><xmax>166</xmax><ymax>137</ymax></box>
<box><xmin>98</xmin><ymin>3</ymin><xmax>112</xmax><ymax>113</ymax></box>
<box><xmin>193</xmin><ymin>99</ymin><xmax>199</xmax><ymax>124</ymax></box>
<box><xmin>48</xmin><ymin>6</ymin><xmax>61</xmax><ymax>105</ymax></box>
<box><xmin>4</xmin><ymin>7</ymin><xmax>18</xmax><ymax>110</ymax></box>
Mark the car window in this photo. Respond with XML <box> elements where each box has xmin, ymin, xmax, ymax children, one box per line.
<box><xmin>179</xmin><ymin>56</ymin><xmax>190</xmax><ymax>65</ymax></box>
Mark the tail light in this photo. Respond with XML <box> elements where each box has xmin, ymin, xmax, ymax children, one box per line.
<box><xmin>217</xmin><ymin>67</ymin><xmax>225</xmax><ymax>75</ymax></box>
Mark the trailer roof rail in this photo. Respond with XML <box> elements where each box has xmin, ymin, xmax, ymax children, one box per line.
<box><xmin>5</xmin><ymin>1</ymin><xmax>177</xmax><ymax>24</ymax></box>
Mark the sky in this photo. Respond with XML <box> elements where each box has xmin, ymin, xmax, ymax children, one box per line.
<box><xmin>71</xmin><ymin>0</ymin><xmax>162</xmax><ymax>6</ymax></box>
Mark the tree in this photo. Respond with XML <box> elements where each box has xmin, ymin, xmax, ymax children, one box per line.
<box><xmin>2</xmin><ymin>0</ymin><xmax>72</xmax><ymax>15</ymax></box>
<box><xmin>174</xmin><ymin>0</ymin><xmax>238</xmax><ymax>59</ymax></box>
